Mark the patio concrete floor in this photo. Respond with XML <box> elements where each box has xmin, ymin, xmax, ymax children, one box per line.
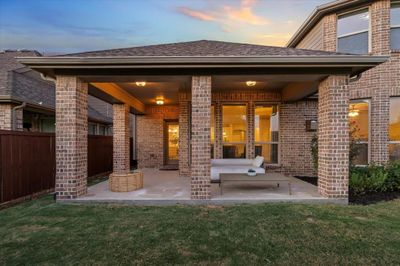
<box><xmin>65</xmin><ymin>169</ymin><xmax>342</xmax><ymax>205</ymax></box>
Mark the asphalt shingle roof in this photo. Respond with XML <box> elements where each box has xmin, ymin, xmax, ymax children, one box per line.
<box><xmin>61</xmin><ymin>40</ymin><xmax>347</xmax><ymax>57</ymax></box>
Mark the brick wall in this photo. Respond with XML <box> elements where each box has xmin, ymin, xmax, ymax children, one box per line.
<box><xmin>0</xmin><ymin>104</ymin><xmax>13</xmax><ymax>130</ymax></box>
<box><xmin>55</xmin><ymin>76</ymin><xmax>88</xmax><ymax>199</ymax></box>
<box><xmin>280</xmin><ymin>100</ymin><xmax>318</xmax><ymax>177</ymax></box>
<box><xmin>0</xmin><ymin>104</ymin><xmax>23</xmax><ymax>131</ymax></box>
<box><xmin>136</xmin><ymin>105</ymin><xmax>179</xmax><ymax>168</ymax></box>
<box><xmin>318</xmin><ymin>76</ymin><xmax>349</xmax><ymax>199</ymax></box>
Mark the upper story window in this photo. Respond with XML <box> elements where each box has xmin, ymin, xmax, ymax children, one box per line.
<box><xmin>391</xmin><ymin>3</ymin><xmax>400</xmax><ymax>50</ymax></box>
<box><xmin>337</xmin><ymin>9</ymin><xmax>370</xmax><ymax>54</ymax></box>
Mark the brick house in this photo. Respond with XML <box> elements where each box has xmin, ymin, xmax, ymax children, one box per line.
<box><xmin>0</xmin><ymin>50</ymin><xmax>113</xmax><ymax>134</ymax></box>
<box><xmin>287</xmin><ymin>0</ymin><xmax>400</xmax><ymax>164</ymax></box>
<box><xmin>18</xmin><ymin>38</ymin><xmax>388</xmax><ymax>202</ymax></box>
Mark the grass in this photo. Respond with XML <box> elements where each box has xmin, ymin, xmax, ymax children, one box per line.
<box><xmin>1</xmin><ymin>197</ymin><xmax>400</xmax><ymax>265</ymax></box>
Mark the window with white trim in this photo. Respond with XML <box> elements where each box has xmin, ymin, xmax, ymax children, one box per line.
<box><xmin>337</xmin><ymin>9</ymin><xmax>370</xmax><ymax>54</ymax></box>
<box><xmin>389</xmin><ymin>97</ymin><xmax>400</xmax><ymax>161</ymax></box>
<box><xmin>254</xmin><ymin>105</ymin><xmax>279</xmax><ymax>164</ymax></box>
<box><xmin>391</xmin><ymin>2</ymin><xmax>400</xmax><ymax>50</ymax></box>
<box><xmin>349</xmin><ymin>100</ymin><xmax>370</xmax><ymax>165</ymax></box>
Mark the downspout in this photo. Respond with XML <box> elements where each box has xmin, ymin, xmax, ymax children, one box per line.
<box><xmin>349</xmin><ymin>74</ymin><xmax>362</xmax><ymax>83</ymax></box>
<box><xmin>12</xmin><ymin>102</ymin><xmax>26</xmax><ymax>131</ymax></box>
<box><xmin>40</xmin><ymin>73</ymin><xmax>56</xmax><ymax>82</ymax></box>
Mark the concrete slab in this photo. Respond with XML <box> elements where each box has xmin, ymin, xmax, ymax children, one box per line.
<box><xmin>63</xmin><ymin>168</ymin><xmax>343</xmax><ymax>205</ymax></box>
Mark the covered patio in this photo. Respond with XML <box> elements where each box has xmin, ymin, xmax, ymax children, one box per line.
<box><xmin>77</xmin><ymin>169</ymin><xmax>323</xmax><ymax>204</ymax></box>
<box><xmin>19</xmin><ymin>40</ymin><xmax>387</xmax><ymax>204</ymax></box>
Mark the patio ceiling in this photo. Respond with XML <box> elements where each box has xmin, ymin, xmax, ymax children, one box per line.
<box><xmin>86</xmin><ymin>74</ymin><xmax>327</xmax><ymax>106</ymax></box>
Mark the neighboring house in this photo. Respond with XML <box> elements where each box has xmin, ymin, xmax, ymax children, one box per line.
<box><xmin>20</xmin><ymin>39</ymin><xmax>387</xmax><ymax>202</ymax></box>
<box><xmin>0</xmin><ymin>50</ymin><xmax>113</xmax><ymax>134</ymax></box>
<box><xmin>287</xmin><ymin>0</ymin><xmax>400</xmax><ymax>163</ymax></box>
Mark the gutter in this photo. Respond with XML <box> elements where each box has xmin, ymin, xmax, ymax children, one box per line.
<box><xmin>17</xmin><ymin>55</ymin><xmax>388</xmax><ymax>67</ymax></box>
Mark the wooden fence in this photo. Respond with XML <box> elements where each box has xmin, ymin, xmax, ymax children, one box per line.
<box><xmin>0</xmin><ymin>130</ymin><xmax>113</xmax><ymax>204</ymax></box>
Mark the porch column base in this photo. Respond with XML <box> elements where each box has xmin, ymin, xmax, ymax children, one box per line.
<box><xmin>109</xmin><ymin>172</ymin><xmax>143</xmax><ymax>192</ymax></box>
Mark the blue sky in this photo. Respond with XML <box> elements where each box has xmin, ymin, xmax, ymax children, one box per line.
<box><xmin>0</xmin><ymin>0</ymin><xmax>329</xmax><ymax>54</ymax></box>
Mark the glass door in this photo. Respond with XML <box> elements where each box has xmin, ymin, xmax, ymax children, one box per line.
<box><xmin>166</xmin><ymin>122</ymin><xmax>179</xmax><ymax>165</ymax></box>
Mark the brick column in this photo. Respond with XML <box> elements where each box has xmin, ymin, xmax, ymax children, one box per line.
<box><xmin>113</xmin><ymin>104</ymin><xmax>130</xmax><ymax>174</ymax></box>
<box><xmin>370</xmin><ymin>0</ymin><xmax>390</xmax><ymax>163</ymax></box>
<box><xmin>179</xmin><ymin>97</ymin><xmax>190</xmax><ymax>177</ymax></box>
<box><xmin>191</xmin><ymin>76</ymin><xmax>211</xmax><ymax>199</ymax></box>
<box><xmin>55</xmin><ymin>76</ymin><xmax>88</xmax><ymax>199</ymax></box>
<box><xmin>318</xmin><ymin>75</ymin><xmax>349</xmax><ymax>200</ymax></box>
<box><xmin>246</xmin><ymin>101</ymin><xmax>255</xmax><ymax>159</ymax></box>
<box><xmin>214</xmin><ymin>101</ymin><xmax>223</xmax><ymax>159</ymax></box>
<box><xmin>110</xmin><ymin>103</ymin><xmax>143</xmax><ymax>192</ymax></box>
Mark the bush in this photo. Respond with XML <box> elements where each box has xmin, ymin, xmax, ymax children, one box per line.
<box><xmin>350</xmin><ymin>161</ymin><xmax>400</xmax><ymax>196</ymax></box>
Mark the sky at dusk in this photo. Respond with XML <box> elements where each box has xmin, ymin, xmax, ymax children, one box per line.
<box><xmin>0</xmin><ymin>0</ymin><xmax>330</xmax><ymax>54</ymax></box>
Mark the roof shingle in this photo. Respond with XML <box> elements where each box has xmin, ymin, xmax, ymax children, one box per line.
<box><xmin>61</xmin><ymin>40</ymin><xmax>348</xmax><ymax>57</ymax></box>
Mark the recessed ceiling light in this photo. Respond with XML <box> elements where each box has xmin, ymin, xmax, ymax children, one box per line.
<box><xmin>246</xmin><ymin>81</ymin><xmax>256</xmax><ymax>86</ymax></box>
<box><xmin>136</xmin><ymin>81</ymin><xmax>146</xmax><ymax>87</ymax></box>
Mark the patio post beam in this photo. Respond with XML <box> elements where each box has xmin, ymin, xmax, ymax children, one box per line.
<box><xmin>91</xmin><ymin>82</ymin><xmax>145</xmax><ymax>114</ymax></box>
<box><xmin>55</xmin><ymin>76</ymin><xmax>88</xmax><ymax>200</ymax></box>
<box><xmin>190</xmin><ymin>76</ymin><xmax>212</xmax><ymax>200</ymax></box>
<box><xmin>317</xmin><ymin>75</ymin><xmax>350</xmax><ymax>201</ymax></box>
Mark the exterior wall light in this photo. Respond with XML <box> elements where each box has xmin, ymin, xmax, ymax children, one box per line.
<box><xmin>246</xmin><ymin>81</ymin><xmax>256</xmax><ymax>86</ymax></box>
<box><xmin>136</xmin><ymin>81</ymin><xmax>146</xmax><ymax>86</ymax></box>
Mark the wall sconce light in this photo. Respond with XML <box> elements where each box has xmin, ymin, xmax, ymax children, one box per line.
<box><xmin>136</xmin><ymin>81</ymin><xmax>146</xmax><ymax>87</ymax></box>
<box><xmin>246</xmin><ymin>81</ymin><xmax>256</xmax><ymax>86</ymax></box>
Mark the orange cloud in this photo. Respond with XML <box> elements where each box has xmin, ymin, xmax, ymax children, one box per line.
<box><xmin>177</xmin><ymin>0</ymin><xmax>269</xmax><ymax>26</ymax></box>
<box><xmin>177</xmin><ymin>7</ymin><xmax>215</xmax><ymax>21</ymax></box>
<box><xmin>251</xmin><ymin>33</ymin><xmax>293</xmax><ymax>47</ymax></box>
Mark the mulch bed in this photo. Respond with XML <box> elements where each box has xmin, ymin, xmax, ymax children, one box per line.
<box><xmin>294</xmin><ymin>176</ymin><xmax>400</xmax><ymax>205</ymax></box>
<box><xmin>349</xmin><ymin>191</ymin><xmax>400</xmax><ymax>205</ymax></box>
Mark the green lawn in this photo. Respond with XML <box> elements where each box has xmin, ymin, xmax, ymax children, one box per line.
<box><xmin>1</xmin><ymin>197</ymin><xmax>400</xmax><ymax>265</ymax></box>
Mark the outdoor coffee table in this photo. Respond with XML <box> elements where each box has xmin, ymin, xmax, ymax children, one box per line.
<box><xmin>219</xmin><ymin>173</ymin><xmax>292</xmax><ymax>195</ymax></box>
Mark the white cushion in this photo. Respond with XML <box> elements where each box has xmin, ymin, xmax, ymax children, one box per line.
<box><xmin>252</xmin><ymin>156</ymin><xmax>264</xmax><ymax>167</ymax></box>
<box><xmin>211</xmin><ymin>159</ymin><xmax>253</xmax><ymax>166</ymax></box>
<box><xmin>210</xmin><ymin>165</ymin><xmax>265</xmax><ymax>180</ymax></box>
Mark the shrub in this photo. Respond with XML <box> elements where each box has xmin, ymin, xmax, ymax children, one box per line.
<box><xmin>386</xmin><ymin>161</ymin><xmax>400</xmax><ymax>191</ymax></box>
<box><xmin>349</xmin><ymin>161</ymin><xmax>400</xmax><ymax>196</ymax></box>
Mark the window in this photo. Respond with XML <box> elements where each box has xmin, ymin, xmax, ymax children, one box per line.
<box><xmin>222</xmin><ymin>105</ymin><xmax>246</xmax><ymax>158</ymax></box>
<box><xmin>210</xmin><ymin>105</ymin><xmax>215</xmax><ymax>158</ymax></box>
<box><xmin>391</xmin><ymin>3</ymin><xmax>400</xmax><ymax>50</ymax></box>
<box><xmin>88</xmin><ymin>123</ymin><xmax>97</xmax><ymax>135</ymax></box>
<box><xmin>389</xmin><ymin>97</ymin><xmax>400</xmax><ymax>161</ymax></box>
<box><xmin>349</xmin><ymin>100</ymin><xmax>370</xmax><ymax>165</ymax></box>
<box><xmin>254</xmin><ymin>105</ymin><xmax>279</xmax><ymax>164</ymax></box>
<box><xmin>337</xmin><ymin>9</ymin><xmax>370</xmax><ymax>54</ymax></box>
